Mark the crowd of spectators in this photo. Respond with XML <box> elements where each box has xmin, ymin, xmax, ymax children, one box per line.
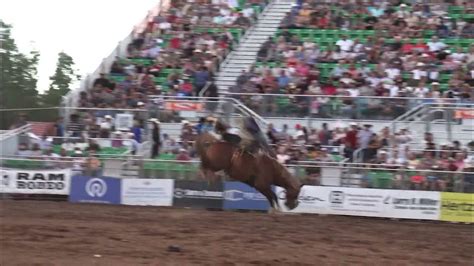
<box><xmin>5</xmin><ymin>1</ymin><xmax>474</xmax><ymax>192</ymax></box>
<box><xmin>231</xmin><ymin>1</ymin><xmax>473</xmax><ymax>118</ymax></box>
<box><xmin>77</xmin><ymin>0</ymin><xmax>266</xmax><ymax>112</ymax></box>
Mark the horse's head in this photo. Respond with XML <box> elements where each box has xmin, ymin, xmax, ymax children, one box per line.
<box><xmin>284</xmin><ymin>184</ymin><xmax>302</xmax><ymax>210</ymax></box>
<box><xmin>268</xmin><ymin>158</ymin><xmax>302</xmax><ymax>210</ymax></box>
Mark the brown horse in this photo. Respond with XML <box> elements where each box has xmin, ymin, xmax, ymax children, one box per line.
<box><xmin>194</xmin><ymin>132</ymin><xmax>301</xmax><ymax>210</ymax></box>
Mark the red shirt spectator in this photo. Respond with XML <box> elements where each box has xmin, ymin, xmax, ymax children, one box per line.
<box><xmin>318</xmin><ymin>16</ymin><xmax>329</xmax><ymax>28</ymax></box>
<box><xmin>170</xmin><ymin>37</ymin><xmax>181</xmax><ymax>49</ymax></box>
<box><xmin>322</xmin><ymin>83</ymin><xmax>337</xmax><ymax>95</ymax></box>
<box><xmin>345</xmin><ymin>126</ymin><xmax>358</xmax><ymax>149</ymax></box>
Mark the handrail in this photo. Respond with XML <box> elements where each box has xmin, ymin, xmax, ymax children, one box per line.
<box><xmin>1</xmin><ymin>156</ymin><xmax>473</xmax><ymax>175</ymax></box>
<box><xmin>0</xmin><ymin>124</ymin><xmax>31</xmax><ymax>141</ymax></box>
<box><xmin>224</xmin><ymin>92</ymin><xmax>474</xmax><ymax>102</ymax></box>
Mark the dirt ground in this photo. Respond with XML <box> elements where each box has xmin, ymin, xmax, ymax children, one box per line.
<box><xmin>0</xmin><ymin>200</ymin><xmax>473</xmax><ymax>266</ymax></box>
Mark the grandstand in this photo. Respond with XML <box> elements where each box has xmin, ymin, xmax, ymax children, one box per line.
<box><xmin>1</xmin><ymin>0</ymin><xmax>473</xmax><ymax>191</ymax></box>
<box><xmin>1</xmin><ymin>1</ymin><xmax>474</xmax><ymax>264</ymax></box>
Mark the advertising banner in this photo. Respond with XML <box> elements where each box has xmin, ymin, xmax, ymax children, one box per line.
<box><xmin>277</xmin><ymin>186</ymin><xmax>441</xmax><ymax>220</ymax></box>
<box><xmin>440</xmin><ymin>192</ymin><xmax>474</xmax><ymax>223</ymax></box>
<box><xmin>69</xmin><ymin>176</ymin><xmax>121</xmax><ymax>204</ymax></box>
<box><xmin>223</xmin><ymin>182</ymin><xmax>270</xmax><ymax>211</ymax></box>
<box><xmin>114</xmin><ymin>113</ymin><xmax>134</xmax><ymax>131</ymax></box>
<box><xmin>0</xmin><ymin>168</ymin><xmax>70</xmax><ymax>195</ymax></box>
<box><xmin>276</xmin><ymin>186</ymin><xmax>327</xmax><ymax>214</ymax></box>
<box><xmin>454</xmin><ymin>109</ymin><xmax>474</xmax><ymax>119</ymax></box>
<box><xmin>164</xmin><ymin>102</ymin><xmax>203</xmax><ymax>111</ymax></box>
<box><xmin>121</xmin><ymin>179</ymin><xmax>174</xmax><ymax>206</ymax></box>
<box><xmin>174</xmin><ymin>180</ymin><xmax>223</xmax><ymax>209</ymax></box>
<box><xmin>382</xmin><ymin>190</ymin><xmax>440</xmax><ymax>220</ymax></box>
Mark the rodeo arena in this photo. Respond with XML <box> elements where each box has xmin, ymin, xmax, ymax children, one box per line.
<box><xmin>1</xmin><ymin>0</ymin><xmax>474</xmax><ymax>265</ymax></box>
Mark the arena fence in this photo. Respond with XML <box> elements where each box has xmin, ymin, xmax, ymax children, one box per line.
<box><xmin>1</xmin><ymin>157</ymin><xmax>472</xmax><ymax>223</ymax></box>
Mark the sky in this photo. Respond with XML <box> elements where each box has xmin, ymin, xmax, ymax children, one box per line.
<box><xmin>0</xmin><ymin>0</ymin><xmax>159</xmax><ymax>93</ymax></box>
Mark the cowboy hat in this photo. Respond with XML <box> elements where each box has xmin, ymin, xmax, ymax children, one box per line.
<box><xmin>149</xmin><ymin>118</ymin><xmax>160</xmax><ymax>124</ymax></box>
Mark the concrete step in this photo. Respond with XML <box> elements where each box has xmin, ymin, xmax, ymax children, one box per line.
<box><xmin>234</xmin><ymin>46</ymin><xmax>261</xmax><ymax>51</ymax></box>
<box><xmin>238</xmin><ymin>43</ymin><xmax>263</xmax><ymax>48</ymax></box>
<box><xmin>243</xmin><ymin>35</ymin><xmax>270</xmax><ymax>40</ymax></box>
<box><xmin>251</xmin><ymin>28</ymin><xmax>278</xmax><ymax>33</ymax></box>
<box><xmin>215</xmin><ymin>81</ymin><xmax>236</xmax><ymax>87</ymax></box>
<box><xmin>217</xmin><ymin>73</ymin><xmax>242</xmax><ymax>79</ymax></box>
<box><xmin>233</xmin><ymin>51</ymin><xmax>258</xmax><ymax>56</ymax></box>
<box><xmin>227</xmin><ymin>54</ymin><xmax>256</xmax><ymax>59</ymax></box>
<box><xmin>216</xmin><ymin>76</ymin><xmax>237</xmax><ymax>81</ymax></box>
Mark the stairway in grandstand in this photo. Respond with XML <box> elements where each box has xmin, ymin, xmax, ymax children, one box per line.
<box><xmin>214</xmin><ymin>0</ymin><xmax>294</xmax><ymax>93</ymax></box>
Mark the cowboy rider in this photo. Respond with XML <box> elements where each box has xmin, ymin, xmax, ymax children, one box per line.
<box><xmin>213</xmin><ymin>116</ymin><xmax>275</xmax><ymax>157</ymax></box>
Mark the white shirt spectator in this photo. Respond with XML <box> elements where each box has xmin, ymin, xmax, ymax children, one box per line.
<box><xmin>388</xmin><ymin>85</ymin><xmax>400</xmax><ymax>97</ymax></box>
<box><xmin>427</xmin><ymin>41</ymin><xmax>447</xmax><ymax>52</ymax></box>
<box><xmin>16</xmin><ymin>150</ymin><xmax>31</xmax><ymax>157</ymax></box>
<box><xmin>100</xmin><ymin>121</ymin><xmax>113</xmax><ymax>130</ymax></box>
<box><xmin>412</xmin><ymin>69</ymin><xmax>427</xmax><ymax>80</ymax></box>
<box><xmin>242</xmin><ymin>7</ymin><xmax>254</xmax><ymax>18</ymax></box>
<box><xmin>277</xmin><ymin>154</ymin><xmax>291</xmax><ymax>164</ymax></box>
<box><xmin>367</xmin><ymin>76</ymin><xmax>381</xmax><ymax>87</ymax></box>
<box><xmin>336</xmin><ymin>39</ymin><xmax>354</xmax><ymax>52</ymax></box>
<box><xmin>220</xmin><ymin>7</ymin><xmax>231</xmax><ymax>16</ymax></box>
<box><xmin>38</xmin><ymin>138</ymin><xmax>52</xmax><ymax>150</ymax></box>
<box><xmin>347</xmin><ymin>88</ymin><xmax>360</xmax><ymax>97</ymax></box>
<box><xmin>357</xmin><ymin>129</ymin><xmax>373</xmax><ymax>149</ymax></box>
<box><xmin>385</xmin><ymin>68</ymin><xmax>401</xmax><ymax>79</ymax></box>
<box><xmin>451</xmin><ymin>52</ymin><xmax>467</xmax><ymax>62</ymax></box>
<box><xmin>159</xmin><ymin>22</ymin><xmax>171</xmax><ymax>30</ymax></box>
<box><xmin>413</xmin><ymin>86</ymin><xmax>430</xmax><ymax>97</ymax></box>
<box><xmin>353</xmin><ymin>43</ymin><xmax>364</xmax><ymax>53</ymax></box>
<box><xmin>429</xmin><ymin>70</ymin><xmax>439</xmax><ymax>80</ymax></box>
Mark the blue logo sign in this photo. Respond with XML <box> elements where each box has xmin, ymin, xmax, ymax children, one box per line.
<box><xmin>69</xmin><ymin>176</ymin><xmax>121</xmax><ymax>204</ymax></box>
<box><xmin>223</xmin><ymin>182</ymin><xmax>270</xmax><ymax>211</ymax></box>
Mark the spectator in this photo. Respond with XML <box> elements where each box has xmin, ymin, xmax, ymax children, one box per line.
<box><xmin>176</xmin><ymin>148</ymin><xmax>191</xmax><ymax>162</ymax></box>
<box><xmin>16</xmin><ymin>143</ymin><xmax>30</xmax><ymax>157</ymax></box>
<box><xmin>150</xmin><ymin>118</ymin><xmax>161</xmax><ymax>158</ymax></box>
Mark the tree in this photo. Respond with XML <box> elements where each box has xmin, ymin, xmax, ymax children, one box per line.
<box><xmin>0</xmin><ymin>20</ymin><xmax>41</xmax><ymax>129</ymax></box>
<box><xmin>42</xmin><ymin>51</ymin><xmax>80</xmax><ymax>107</ymax></box>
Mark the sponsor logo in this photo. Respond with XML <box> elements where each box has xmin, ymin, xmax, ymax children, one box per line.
<box><xmin>384</xmin><ymin>196</ymin><xmax>438</xmax><ymax>206</ymax></box>
<box><xmin>174</xmin><ymin>188</ymin><xmax>223</xmax><ymax>199</ymax></box>
<box><xmin>384</xmin><ymin>196</ymin><xmax>438</xmax><ymax>213</ymax></box>
<box><xmin>15</xmin><ymin>172</ymin><xmax>66</xmax><ymax>190</ymax></box>
<box><xmin>85</xmin><ymin>178</ymin><xmax>107</xmax><ymax>197</ymax></box>
<box><xmin>442</xmin><ymin>201</ymin><xmax>474</xmax><ymax>212</ymax></box>
<box><xmin>278</xmin><ymin>190</ymin><xmax>324</xmax><ymax>203</ymax></box>
<box><xmin>2</xmin><ymin>172</ymin><xmax>10</xmax><ymax>186</ymax></box>
<box><xmin>329</xmin><ymin>191</ymin><xmax>344</xmax><ymax>204</ymax></box>
<box><xmin>224</xmin><ymin>190</ymin><xmax>266</xmax><ymax>201</ymax></box>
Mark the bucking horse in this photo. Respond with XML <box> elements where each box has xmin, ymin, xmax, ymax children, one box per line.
<box><xmin>194</xmin><ymin>132</ymin><xmax>302</xmax><ymax>211</ymax></box>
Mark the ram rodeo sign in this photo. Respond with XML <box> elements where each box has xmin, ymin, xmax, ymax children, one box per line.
<box><xmin>0</xmin><ymin>168</ymin><xmax>71</xmax><ymax>195</ymax></box>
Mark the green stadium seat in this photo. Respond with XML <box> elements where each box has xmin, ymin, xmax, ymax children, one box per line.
<box><xmin>368</xmin><ymin>171</ymin><xmax>393</xmax><ymax>189</ymax></box>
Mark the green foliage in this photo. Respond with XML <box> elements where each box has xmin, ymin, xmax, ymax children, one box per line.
<box><xmin>42</xmin><ymin>51</ymin><xmax>80</xmax><ymax>107</ymax></box>
<box><xmin>0</xmin><ymin>20</ymin><xmax>41</xmax><ymax>129</ymax></box>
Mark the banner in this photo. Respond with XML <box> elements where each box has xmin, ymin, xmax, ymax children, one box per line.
<box><xmin>383</xmin><ymin>190</ymin><xmax>440</xmax><ymax>220</ymax></box>
<box><xmin>115</xmin><ymin>113</ymin><xmax>134</xmax><ymax>131</ymax></box>
<box><xmin>164</xmin><ymin>102</ymin><xmax>203</xmax><ymax>111</ymax></box>
<box><xmin>276</xmin><ymin>186</ymin><xmax>327</xmax><ymax>214</ymax></box>
<box><xmin>277</xmin><ymin>186</ymin><xmax>440</xmax><ymax>220</ymax></box>
<box><xmin>454</xmin><ymin>109</ymin><xmax>474</xmax><ymax>119</ymax></box>
<box><xmin>223</xmin><ymin>182</ymin><xmax>270</xmax><ymax>211</ymax></box>
<box><xmin>173</xmin><ymin>180</ymin><xmax>223</xmax><ymax>209</ymax></box>
<box><xmin>0</xmin><ymin>168</ymin><xmax>70</xmax><ymax>195</ymax></box>
<box><xmin>121</xmin><ymin>179</ymin><xmax>174</xmax><ymax>206</ymax></box>
<box><xmin>440</xmin><ymin>192</ymin><xmax>474</xmax><ymax>223</ymax></box>
<box><xmin>69</xmin><ymin>176</ymin><xmax>121</xmax><ymax>204</ymax></box>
